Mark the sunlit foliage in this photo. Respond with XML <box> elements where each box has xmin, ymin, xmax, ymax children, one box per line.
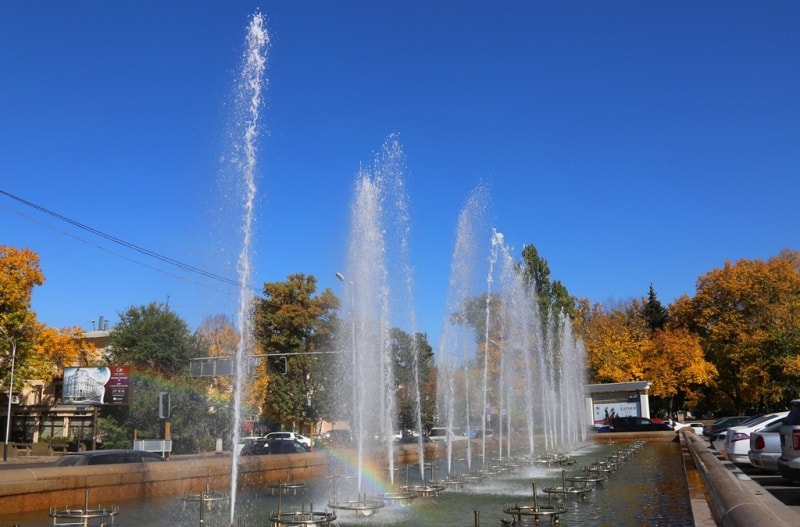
<box><xmin>682</xmin><ymin>253</ymin><xmax>800</xmax><ymax>412</ymax></box>
<box><xmin>252</xmin><ymin>274</ymin><xmax>339</xmax><ymax>433</ymax></box>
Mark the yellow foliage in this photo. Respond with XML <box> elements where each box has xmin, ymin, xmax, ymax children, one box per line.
<box><xmin>644</xmin><ymin>328</ymin><xmax>716</xmax><ymax>399</ymax></box>
<box><xmin>23</xmin><ymin>324</ymin><xmax>95</xmax><ymax>382</ymax></box>
<box><xmin>582</xmin><ymin>304</ymin><xmax>649</xmax><ymax>384</ymax></box>
<box><xmin>0</xmin><ymin>246</ymin><xmax>43</xmax><ymax>336</ymax></box>
<box><xmin>691</xmin><ymin>256</ymin><xmax>800</xmax><ymax>409</ymax></box>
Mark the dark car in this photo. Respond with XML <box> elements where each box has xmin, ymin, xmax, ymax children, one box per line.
<box><xmin>470</xmin><ymin>428</ymin><xmax>494</xmax><ymax>438</ymax></box>
<box><xmin>319</xmin><ymin>429</ymin><xmax>352</xmax><ymax>446</ymax></box>
<box><xmin>610</xmin><ymin>416</ymin><xmax>672</xmax><ymax>432</ymax></box>
<box><xmin>703</xmin><ymin>415</ymin><xmax>751</xmax><ymax>441</ymax></box>
<box><xmin>399</xmin><ymin>434</ymin><xmax>431</xmax><ymax>444</ymax></box>
<box><xmin>55</xmin><ymin>449</ymin><xmax>164</xmax><ymax>466</ymax></box>
<box><xmin>240</xmin><ymin>439</ymin><xmax>310</xmax><ymax>456</ymax></box>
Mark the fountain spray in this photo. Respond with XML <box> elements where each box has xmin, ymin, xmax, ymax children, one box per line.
<box><xmin>229</xmin><ymin>12</ymin><xmax>269</xmax><ymax>525</ymax></box>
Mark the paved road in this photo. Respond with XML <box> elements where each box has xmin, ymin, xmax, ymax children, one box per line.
<box><xmin>0</xmin><ymin>456</ymin><xmax>56</xmax><ymax>469</ymax></box>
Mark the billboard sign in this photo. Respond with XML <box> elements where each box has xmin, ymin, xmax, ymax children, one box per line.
<box><xmin>593</xmin><ymin>402</ymin><xmax>639</xmax><ymax>425</ymax></box>
<box><xmin>63</xmin><ymin>365</ymin><xmax>131</xmax><ymax>405</ymax></box>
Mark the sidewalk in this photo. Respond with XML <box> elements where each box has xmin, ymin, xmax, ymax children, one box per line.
<box><xmin>1</xmin><ymin>452</ymin><xmax>59</xmax><ymax>465</ymax></box>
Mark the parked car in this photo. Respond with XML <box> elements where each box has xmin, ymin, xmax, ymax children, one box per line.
<box><xmin>395</xmin><ymin>429</ymin><xmax>420</xmax><ymax>442</ymax></box>
<box><xmin>470</xmin><ymin>428</ymin><xmax>494</xmax><ymax>438</ymax></box>
<box><xmin>240</xmin><ymin>438</ymin><xmax>310</xmax><ymax>456</ymax></box>
<box><xmin>428</xmin><ymin>427</ymin><xmax>468</xmax><ymax>442</ymax></box>
<box><xmin>673</xmin><ymin>422</ymin><xmax>704</xmax><ymax>434</ymax></box>
<box><xmin>319</xmin><ymin>429</ymin><xmax>351</xmax><ymax>446</ymax></box>
<box><xmin>777</xmin><ymin>400</ymin><xmax>800</xmax><ymax>482</ymax></box>
<box><xmin>609</xmin><ymin>416</ymin><xmax>672</xmax><ymax>432</ymax></box>
<box><xmin>398</xmin><ymin>434</ymin><xmax>431</xmax><ymax>444</ymax></box>
<box><xmin>237</xmin><ymin>436</ymin><xmax>260</xmax><ymax>455</ymax></box>
<box><xmin>240</xmin><ymin>438</ymin><xmax>270</xmax><ymax>456</ymax></box>
<box><xmin>56</xmin><ymin>449</ymin><xmax>164</xmax><ymax>466</ymax></box>
<box><xmin>264</xmin><ymin>431</ymin><xmax>311</xmax><ymax>448</ymax></box>
<box><xmin>704</xmin><ymin>416</ymin><xmax>751</xmax><ymax>440</ymax></box>
<box><xmin>711</xmin><ymin>414</ymin><xmax>769</xmax><ymax>448</ymax></box>
<box><xmin>267</xmin><ymin>439</ymin><xmax>311</xmax><ymax>454</ymax></box>
<box><xmin>723</xmin><ymin>411</ymin><xmax>788</xmax><ymax>464</ymax></box>
<box><xmin>748</xmin><ymin>420</ymin><xmax>785</xmax><ymax>473</ymax></box>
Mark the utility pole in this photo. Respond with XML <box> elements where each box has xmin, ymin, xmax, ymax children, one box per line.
<box><xmin>0</xmin><ymin>327</ymin><xmax>18</xmax><ymax>462</ymax></box>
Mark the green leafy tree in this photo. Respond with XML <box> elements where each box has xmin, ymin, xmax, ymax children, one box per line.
<box><xmin>521</xmin><ymin>244</ymin><xmax>577</xmax><ymax>319</ymax></box>
<box><xmin>641</xmin><ymin>284</ymin><xmax>669</xmax><ymax>332</ymax></box>
<box><xmin>103</xmin><ymin>302</ymin><xmax>223</xmax><ymax>453</ymax></box>
<box><xmin>389</xmin><ymin>328</ymin><xmax>434</xmax><ymax>431</ymax></box>
<box><xmin>252</xmin><ymin>274</ymin><xmax>339</xmax><ymax>433</ymax></box>
<box><xmin>101</xmin><ymin>375</ymin><xmax>229</xmax><ymax>453</ymax></box>
<box><xmin>110</xmin><ymin>302</ymin><xmax>202</xmax><ymax>376</ymax></box>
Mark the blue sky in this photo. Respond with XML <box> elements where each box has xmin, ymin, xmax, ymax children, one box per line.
<box><xmin>2</xmin><ymin>2</ymin><xmax>798</xmax><ymax>348</ymax></box>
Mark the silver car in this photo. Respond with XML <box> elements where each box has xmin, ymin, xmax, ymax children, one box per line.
<box><xmin>264</xmin><ymin>431</ymin><xmax>311</xmax><ymax>448</ymax></box>
<box><xmin>748</xmin><ymin>420</ymin><xmax>784</xmax><ymax>472</ymax></box>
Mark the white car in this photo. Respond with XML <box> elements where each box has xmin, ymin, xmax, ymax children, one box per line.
<box><xmin>673</xmin><ymin>422</ymin><xmax>704</xmax><ymax>434</ymax></box>
<box><xmin>723</xmin><ymin>411</ymin><xmax>788</xmax><ymax>465</ymax></box>
<box><xmin>264</xmin><ymin>431</ymin><xmax>311</xmax><ymax>448</ymax></box>
<box><xmin>428</xmin><ymin>427</ymin><xmax>468</xmax><ymax>442</ymax></box>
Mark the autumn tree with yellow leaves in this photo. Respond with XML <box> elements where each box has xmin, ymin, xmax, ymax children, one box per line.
<box><xmin>252</xmin><ymin>274</ymin><xmax>339</xmax><ymax>434</ymax></box>
<box><xmin>577</xmin><ymin>289</ymin><xmax>716</xmax><ymax>416</ymax></box>
<box><xmin>674</xmin><ymin>252</ymin><xmax>800</xmax><ymax>413</ymax></box>
<box><xmin>195</xmin><ymin>314</ymin><xmax>268</xmax><ymax>423</ymax></box>
<box><xmin>0</xmin><ymin>245</ymin><xmax>90</xmax><ymax>392</ymax></box>
<box><xmin>0</xmin><ymin>246</ymin><xmax>42</xmax><ymax>378</ymax></box>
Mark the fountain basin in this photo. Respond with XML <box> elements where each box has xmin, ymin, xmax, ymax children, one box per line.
<box><xmin>0</xmin><ymin>452</ymin><xmax>326</xmax><ymax>515</ymax></box>
<box><xmin>0</xmin><ymin>434</ymin><xmax>673</xmax><ymax>516</ymax></box>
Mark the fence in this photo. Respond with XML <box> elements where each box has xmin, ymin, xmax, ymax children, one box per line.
<box><xmin>133</xmin><ymin>439</ymin><xmax>172</xmax><ymax>456</ymax></box>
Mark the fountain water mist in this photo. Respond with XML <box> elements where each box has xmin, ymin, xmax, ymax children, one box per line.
<box><xmin>478</xmin><ymin>230</ymin><xmax>503</xmax><ymax>467</ymax></box>
<box><xmin>487</xmin><ymin>234</ymin><xmax>589</xmax><ymax>460</ymax></box>
<box><xmin>229</xmin><ymin>13</ymin><xmax>269</xmax><ymax>524</ymax></box>
<box><xmin>435</xmin><ymin>185</ymin><xmax>491</xmax><ymax>475</ymax></box>
<box><xmin>337</xmin><ymin>135</ymin><xmax>420</xmax><ymax>490</ymax></box>
<box><xmin>434</xmin><ymin>203</ymin><xmax>589</xmax><ymax>476</ymax></box>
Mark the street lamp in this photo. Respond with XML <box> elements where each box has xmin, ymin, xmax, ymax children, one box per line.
<box><xmin>0</xmin><ymin>327</ymin><xmax>18</xmax><ymax>462</ymax></box>
<box><xmin>335</xmin><ymin>272</ymin><xmax>360</xmax><ymax>484</ymax></box>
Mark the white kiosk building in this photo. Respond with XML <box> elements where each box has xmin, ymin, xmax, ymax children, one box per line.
<box><xmin>585</xmin><ymin>381</ymin><xmax>652</xmax><ymax>426</ymax></box>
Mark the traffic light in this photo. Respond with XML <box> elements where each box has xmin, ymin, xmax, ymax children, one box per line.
<box><xmin>158</xmin><ymin>392</ymin><xmax>171</xmax><ymax>419</ymax></box>
<box><xmin>278</xmin><ymin>356</ymin><xmax>288</xmax><ymax>375</ymax></box>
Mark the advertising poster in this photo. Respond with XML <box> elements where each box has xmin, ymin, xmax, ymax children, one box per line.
<box><xmin>63</xmin><ymin>365</ymin><xmax>131</xmax><ymax>405</ymax></box>
<box><xmin>593</xmin><ymin>402</ymin><xmax>639</xmax><ymax>424</ymax></box>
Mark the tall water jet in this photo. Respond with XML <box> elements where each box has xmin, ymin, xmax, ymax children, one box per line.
<box><xmin>228</xmin><ymin>13</ymin><xmax>269</xmax><ymax>524</ymax></box>
<box><xmin>478</xmin><ymin>229</ymin><xmax>503</xmax><ymax>467</ymax></box>
<box><xmin>436</xmin><ymin>185</ymin><xmax>491</xmax><ymax>474</ymax></box>
<box><xmin>493</xmin><ymin>235</ymin><xmax>544</xmax><ymax>458</ymax></box>
<box><xmin>487</xmin><ymin>235</ymin><xmax>589</xmax><ymax>458</ymax></box>
<box><xmin>436</xmin><ymin>194</ymin><xmax>590</xmax><ymax>472</ymax></box>
<box><xmin>337</xmin><ymin>134</ymin><xmax>419</xmax><ymax>490</ymax></box>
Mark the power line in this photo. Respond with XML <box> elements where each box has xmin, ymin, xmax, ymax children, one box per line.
<box><xmin>1</xmin><ymin>189</ymin><xmax>249</xmax><ymax>290</ymax></box>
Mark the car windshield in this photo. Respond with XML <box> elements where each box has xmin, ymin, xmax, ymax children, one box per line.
<box><xmin>55</xmin><ymin>455</ymin><xmax>86</xmax><ymax>466</ymax></box>
<box><xmin>761</xmin><ymin>420</ymin><xmax>785</xmax><ymax>433</ymax></box>
<box><xmin>741</xmin><ymin>415</ymin><xmax>774</xmax><ymax>427</ymax></box>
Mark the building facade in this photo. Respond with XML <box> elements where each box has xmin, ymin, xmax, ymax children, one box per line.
<box><xmin>2</xmin><ymin>329</ymin><xmax>110</xmax><ymax>448</ymax></box>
